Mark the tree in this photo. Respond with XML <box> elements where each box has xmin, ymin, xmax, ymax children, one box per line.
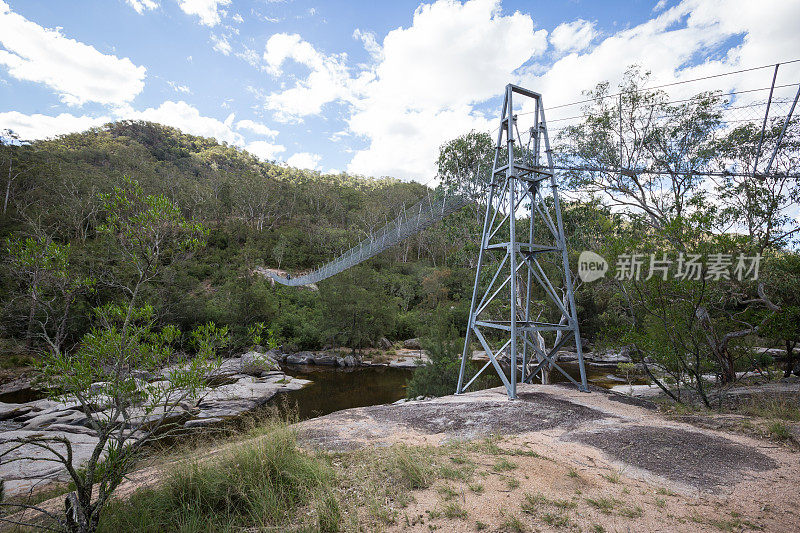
<box><xmin>437</xmin><ymin>130</ymin><xmax>493</xmax><ymax>221</ymax></box>
<box><xmin>318</xmin><ymin>266</ymin><xmax>396</xmax><ymax>353</ymax></box>
<box><xmin>5</xmin><ymin>233</ymin><xmax>92</xmax><ymax>354</ymax></box>
<box><xmin>0</xmin><ymin>179</ymin><xmax>221</xmax><ymax>533</ymax></box>
<box><xmin>711</xmin><ymin>120</ymin><xmax>800</xmax><ymax>252</ymax></box>
<box><xmin>558</xmin><ymin>66</ymin><xmax>723</xmax><ymax>234</ymax></box>
<box><xmin>761</xmin><ymin>253</ymin><xmax>800</xmax><ymax>376</ymax></box>
<box><xmin>557</xmin><ymin>67</ymin><xmax>794</xmax><ymax>387</ymax></box>
<box><xmin>1</xmin><ymin>129</ymin><xmax>24</xmax><ymax>214</ymax></box>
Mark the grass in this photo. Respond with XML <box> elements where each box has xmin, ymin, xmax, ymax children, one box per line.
<box><xmin>97</xmin><ymin>421</ymin><xmax>335</xmax><ymax>532</ymax></box>
<box><xmin>619</xmin><ymin>505</ymin><xmax>644</xmax><ymax>518</ymax></box>
<box><xmin>390</xmin><ymin>444</ymin><xmax>439</xmax><ymax>489</ymax></box>
<box><xmin>521</xmin><ymin>492</ymin><xmax>577</xmax><ymax>515</ymax></box>
<box><xmin>501</xmin><ymin>512</ymin><xmax>526</xmax><ymax>532</ymax></box>
<box><xmin>767</xmin><ymin>421</ymin><xmax>792</xmax><ymax>440</ymax></box>
<box><xmin>738</xmin><ymin>398</ymin><xmax>800</xmax><ymax>422</ymax></box>
<box><xmin>600</xmin><ymin>470</ymin><xmax>621</xmax><ymax>483</ymax></box>
<box><xmin>441</xmin><ymin>502</ymin><xmax>468</xmax><ymax>520</ymax></box>
<box><xmin>567</xmin><ymin>468</ymin><xmax>579</xmax><ymax>478</ymax></box>
<box><xmin>437</xmin><ymin>485</ymin><xmax>459</xmax><ymax>501</ymax></box>
<box><xmin>91</xmin><ymin>417</ymin><xmax>466</xmax><ymax>533</ymax></box>
<box><xmin>541</xmin><ymin>512</ymin><xmax>572</xmax><ymax>528</ymax></box>
<box><xmin>493</xmin><ymin>458</ymin><xmax>518</xmax><ymax>472</ymax></box>
<box><xmin>506</xmin><ymin>478</ymin><xmax>520</xmax><ymax>489</ymax></box>
<box><xmin>468</xmin><ymin>483</ymin><xmax>485</xmax><ymax>494</ymax></box>
<box><xmin>585</xmin><ymin>497</ymin><xmax>617</xmax><ymax>514</ymax></box>
<box><xmin>691</xmin><ymin>513</ymin><xmax>765</xmax><ymax>531</ymax></box>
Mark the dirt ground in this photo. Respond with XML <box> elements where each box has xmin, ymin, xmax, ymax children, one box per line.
<box><xmin>299</xmin><ymin>384</ymin><xmax>799</xmax><ymax>532</ymax></box>
<box><xmin>5</xmin><ymin>383</ymin><xmax>797</xmax><ymax>532</ymax></box>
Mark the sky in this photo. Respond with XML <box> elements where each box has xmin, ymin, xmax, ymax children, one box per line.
<box><xmin>1</xmin><ymin>0</ymin><xmax>799</xmax><ymax>181</ymax></box>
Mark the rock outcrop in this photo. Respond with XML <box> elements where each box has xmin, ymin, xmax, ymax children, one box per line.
<box><xmin>0</xmin><ymin>352</ymin><xmax>310</xmax><ymax>498</ymax></box>
<box><xmin>403</xmin><ymin>338</ymin><xmax>422</xmax><ymax>350</ymax></box>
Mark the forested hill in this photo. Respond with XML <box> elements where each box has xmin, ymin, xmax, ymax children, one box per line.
<box><xmin>1</xmin><ymin>120</ymin><xmax>480</xmax><ymax>356</ymax></box>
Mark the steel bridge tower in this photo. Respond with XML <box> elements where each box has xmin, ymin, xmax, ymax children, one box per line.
<box><xmin>456</xmin><ymin>84</ymin><xmax>588</xmax><ymax>399</ymax></box>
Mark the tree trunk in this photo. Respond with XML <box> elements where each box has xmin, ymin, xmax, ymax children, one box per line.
<box><xmin>25</xmin><ymin>289</ymin><xmax>37</xmax><ymax>350</ymax></box>
<box><xmin>786</xmin><ymin>340</ymin><xmax>797</xmax><ymax>378</ymax></box>
<box><xmin>716</xmin><ymin>346</ymin><xmax>737</xmax><ymax>384</ymax></box>
<box><xmin>4</xmin><ymin>151</ymin><xmax>12</xmax><ymax>214</ymax></box>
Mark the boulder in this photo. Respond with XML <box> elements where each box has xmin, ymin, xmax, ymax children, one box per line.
<box><xmin>0</xmin><ymin>429</ymin><xmax>101</xmax><ymax>497</ymax></box>
<box><xmin>379</xmin><ymin>337</ymin><xmax>393</xmax><ymax>350</ymax></box>
<box><xmin>22</xmin><ymin>409</ymin><xmax>89</xmax><ymax>431</ymax></box>
<box><xmin>285</xmin><ymin>352</ymin><xmax>314</xmax><ymax>365</ymax></box>
<box><xmin>184</xmin><ymin>417</ymin><xmax>223</xmax><ymax>429</ymax></box>
<box><xmin>217</xmin><ymin>357</ymin><xmax>242</xmax><ymax>376</ymax></box>
<box><xmin>403</xmin><ymin>338</ymin><xmax>422</xmax><ymax>350</ymax></box>
<box><xmin>312</xmin><ymin>353</ymin><xmax>339</xmax><ymax>366</ymax></box>
<box><xmin>557</xmin><ymin>351</ymin><xmax>578</xmax><ymax>362</ymax></box>
<box><xmin>240</xmin><ymin>351</ymin><xmax>280</xmax><ymax>376</ymax></box>
<box><xmin>0</xmin><ymin>403</ymin><xmax>35</xmax><ymax>421</ymax></box>
<box><xmin>585</xmin><ymin>348</ymin><xmax>632</xmax><ymax>365</ymax></box>
<box><xmin>337</xmin><ymin>355</ymin><xmax>359</xmax><ymax>367</ymax></box>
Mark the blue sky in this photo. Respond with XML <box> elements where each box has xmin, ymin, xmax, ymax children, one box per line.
<box><xmin>1</xmin><ymin>0</ymin><xmax>799</xmax><ymax>180</ymax></box>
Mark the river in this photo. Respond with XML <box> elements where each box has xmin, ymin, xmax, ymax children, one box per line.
<box><xmin>274</xmin><ymin>361</ymin><xmax>633</xmax><ymax>422</ymax></box>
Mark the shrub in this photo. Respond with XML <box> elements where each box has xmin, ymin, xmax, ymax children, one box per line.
<box><xmin>405</xmin><ymin>332</ymin><xmax>462</xmax><ymax>398</ymax></box>
<box><xmin>405</xmin><ymin>329</ymin><xmax>493</xmax><ymax>398</ymax></box>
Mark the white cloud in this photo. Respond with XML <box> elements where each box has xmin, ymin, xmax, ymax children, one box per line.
<box><xmin>125</xmin><ymin>0</ymin><xmax>159</xmax><ymax>14</ymax></box>
<box><xmin>353</xmin><ymin>29</ymin><xmax>381</xmax><ymax>60</ymax></box>
<box><xmin>0</xmin><ymin>1</ymin><xmax>146</xmax><ymax>106</ymax></box>
<box><xmin>167</xmin><ymin>80</ymin><xmax>192</xmax><ymax>94</ymax></box>
<box><xmin>549</xmin><ymin>19</ymin><xmax>597</xmax><ymax>53</ymax></box>
<box><xmin>236</xmin><ymin>119</ymin><xmax>278</xmax><ymax>138</ymax></box>
<box><xmin>261</xmin><ymin>33</ymin><xmax>354</xmax><ymax>121</ymax></box>
<box><xmin>0</xmin><ymin>110</ymin><xmax>109</xmax><ymax>139</ymax></box>
<box><xmin>653</xmin><ymin>0</ymin><xmax>669</xmax><ymax>12</ymax></box>
<box><xmin>119</xmin><ymin>100</ymin><xmax>244</xmax><ymax>145</ymax></box>
<box><xmin>245</xmin><ymin>140</ymin><xmax>285</xmax><ymax>161</ymax></box>
<box><xmin>522</xmin><ymin>0</ymin><xmax>800</xmax><ymax>113</ymax></box>
<box><xmin>176</xmin><ymin>0</ymin><xmax>230</xmax><ymax>27</ymax></box>
<box><xmin>232</xmin><ymin>12</ymin><xmax>243</xmax><ymax>23</ymax></box>
<box><xmin>236</xmin><ymin>47</ymin><xmax>260</xmax><ymax>67</ymax></box>
<box><xmin>286</xmin><ymin>152</ymin><xmax>321</xmax><ymax>170</ymax></box>
<box><xmin>346</xmin><ymin>0</ymin><xmax>547</xmax><ymax>179</ymax></box>
<box><xmin>258</xmin><ymin>0</ymin><xmax>546</xmax><ymax>178</ymax></box>
<box><xmin>211</xmin><ymin>33</ymin><xmax>232</xmax><ymax>55</ymax></box>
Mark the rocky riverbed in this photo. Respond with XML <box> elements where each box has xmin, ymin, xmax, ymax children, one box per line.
<box><xmin>0</xmin><ymin>349</ymin><xmax>311</xmax><ymax>497</ymax></box>
<box><xmin>0</xmin><ymin>346</ymin><xmax>432</xmax><ymax>497</ymax></box>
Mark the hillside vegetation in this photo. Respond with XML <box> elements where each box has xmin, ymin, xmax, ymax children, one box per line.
<box><xmin>0</xmin><ymin>120</ymin><xmax>482</xmax><ymax>360</ymax></box>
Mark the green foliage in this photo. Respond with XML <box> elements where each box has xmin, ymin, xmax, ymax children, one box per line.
<box><xmin>437</xmin><ymin>130</ymin><xmax>493</xmax><ymax>207</ymax></box>
<box><xmin>97</xmin><ymin>423</ymin><xmax>334</xmax><ymax>532</ymax></box>
<box><xmin>2</xmin><ymin>177</ymin><xmax>226</xmax><ymax>532</ymax></box>
<box><xmin>405</xmin><ymin>330</ymin><xmax>463</xmax><ymax>398</ymax></box>
<box><xmin>318</xmin><ymin>265</ymin><xmax>398</xmax><ymax>352</ymax></box>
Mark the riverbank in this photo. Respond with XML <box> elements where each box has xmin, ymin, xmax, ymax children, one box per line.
<box><xmin>6</xmin><ymin>383</ymin><xmax>798</xmax><ymax>532</ymax></box>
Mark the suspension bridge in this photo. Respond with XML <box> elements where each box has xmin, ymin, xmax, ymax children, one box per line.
<box><xmin>266</xmin><ymin>62</ymin><xmax>800</xmax><ymax>399</ymax></box>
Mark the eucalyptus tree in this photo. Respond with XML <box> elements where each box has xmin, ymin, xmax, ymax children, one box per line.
<box><xmin>556</xmin><ymin>67</ymin><xmax>792</xmax><ymax>389</ymax></box>
<box><xmin>437</xmin><ymin>130</ymin><xmax>493</xmax><ymax>221</ymax></box>
<box><xmin>0</xmin><ymin>179</ymin><xmax>223</xmax><ymax>533</ymax></box>
<box><xmin>710</xmin><ymin>119</ymin><xmax>800</xmax><ymax>252</ymax></box>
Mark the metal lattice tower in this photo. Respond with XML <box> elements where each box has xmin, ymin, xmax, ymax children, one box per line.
<box><xmin>456</xmin><ymin>84</ymin><xmax>588</xmax><ymax>399</ymax></box>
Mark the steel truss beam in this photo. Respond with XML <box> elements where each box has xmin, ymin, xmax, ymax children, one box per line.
<box><xmin>457</xmin><ymin>84</ymin><xmax>589</xmax><ymax>399</ymax></box>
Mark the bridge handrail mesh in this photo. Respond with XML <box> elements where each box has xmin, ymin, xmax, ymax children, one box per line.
<box><xmin>266</xmin><ymin>189</ymin><xmax>470</xmax><ymax>286</ymax></box>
